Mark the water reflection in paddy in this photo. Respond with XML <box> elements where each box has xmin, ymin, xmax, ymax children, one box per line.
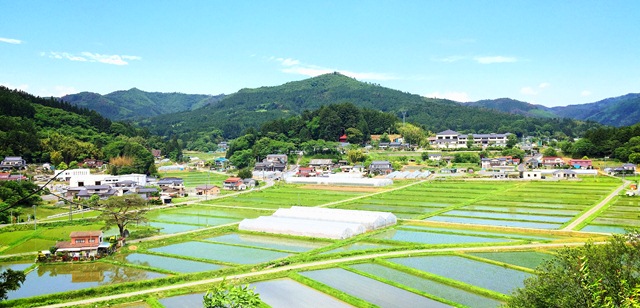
<box><xmin>372</xmin><ymin>229</ymin><xmax>516</xmax><ymax>244</ymax></box>
<box><xmin>150</xmin><ymin>241</ymin><xmax>291</xmax><ymax>264</ymax></box>
<box><xmin>6</xmin><ymin>262</ymin><xmax>164</xmax><ymax>300</ymax></box>
<box><xmin>252</xmin><ymin>278</ymin><xmax>354</xmax><ymax>308</ymax></box>
<box><xmin>120</xmin><ymin>253</ymin><xmax>224</xmax><ymax>273</ymax></box>
<box><xmin>206</xmin><ymin>233</ymin><xmax>326</xmax><ymax>252</ymax></box>
<box><xmin>425</xmin><ymin>216</ymin><xmax>562</xmax><ymax>229</ymax></box>
<box><xmin>350</xmin><ymin>263</ymin><xmax>501</xmax><ymax>308</ymax></box>
<box><xmin>300</xmin><ymin>268</ymin><xmax>449</xmax><ymax>307</ymax></box>
<box><xmin>148</xmin><ymin>222</ymin><xmax>202</xmax><ymax>234</ymax></box>
<box><xmin>467</xmin><ymin>251</ymin><xmax>552</xmax><ymax>269</ymax></box>
<box><xmin>389</xmin><ymin>255</ymin><xmax>530</xmax><ymax>294</ymax></box>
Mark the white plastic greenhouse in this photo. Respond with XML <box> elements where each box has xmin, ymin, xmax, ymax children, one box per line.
<box><xmin>273</xmin><ymin>207</ymin><xmax>387</xmax><ymax>231</ymax></box>
<box><xmin>238</xmin><ymin>207</ymin><xmax>397</xmax><ymax>239</ymax></box>
<box><xmin>285</xmin><ymin>176</ymin><xmax>393</xmax><ymax>187</ymax></box>
<box><xmin>238</xmin><ymin>216</ymin><xmax>366</xmax><ymax>239</ymax></box>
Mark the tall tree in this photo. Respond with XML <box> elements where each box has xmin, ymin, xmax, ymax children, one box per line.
<box><xmin>0</xmin><ymin>269</ymin><xmax>26</xmax><ymax>300</ymax></box>
<box><xmin>98</xmin><ymin>195</ymin><xmax>148</xmax><ymax>239</ymax></box>
<box><xmin>508</xmin><ymin>234</ymin><xmax>640</xmax><ymax>308</ymax></box>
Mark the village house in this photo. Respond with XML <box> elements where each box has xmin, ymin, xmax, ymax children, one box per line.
<box><xmin>55</xmin><ymin>169</ymin><xmax>91</xmax><ymax>181</ymax></box>
<box><xmin>308</xmin><ymin>159</ymin><xmax>334</xmax><ymax>172</ymax></box>
<box><xmin>297</xmin><ymin>167</ymin><xmax>315</xmax><ymax>177</ymax></box>
<box><xmin>0</xmin><ymin>172</ymin><xmax>27</xmax><ymax>181</ymax></box>
<box><xmin>542</xmin><ymin>157</ymin><xmax>565</xmax><ymax>168</ymax></box>
<box><xmin>568</xmin><ymin>159</ymin><xmax>593</xmax><ymax>169</ymax></box>
<box><xmin>1</xmin><ymin>156</ymin><xmax>27</xmax><ymax>170</ymax></box>
<box><xmin>428</xmin><ymin>153</ymin><xmax>442</xmax><ymax>161</ymax></box>
<box><xmin>521</xmin><ymin>170</ymin><xmax>543</xmax><ymax>179</ymax></box>
<box><xmin>223</xmin><ymin>177</ymin><xmax>246</xmax><ymax>190</ymax></box>
<box><xmin>369</xmin><ymin>160</ymin><xmax>393</xmax><ymax>175</ymax></box>
<box><xmin>243</xmin><ymin>178</ymin><xmax>256</xmax><ymax>188</ymax></box>
<box><xmin>157</xmin><ymin>177</ymin><xmax>185</xmax><ymax>197</ymax></box>
<box><xmin>255</xmin><ymin>154</ymin><xmax>287</xmax><ymax>172</ymax></box>
<box><xmin>195</xmin><ymin>184</ymin><xmax>220</xmax><ymax>196</ymax></box>
<box><xmin>217</xmin><ymin>142</ymin><xmax>229</xmax><ymax>152</ymax></box>
<box><xmin>54</xmin><ymin>231</ymin><xmax>111</xmax><ymax>259</ymax></box>
<box><xmin>553</xmin><ymin>169</ymin><xmax>578</xmax><ymax>179</ymax></box>
<box><xmin>151</xmin><ymin>149</ymin><xmax>162</xmax><ymax>159</ymax></box>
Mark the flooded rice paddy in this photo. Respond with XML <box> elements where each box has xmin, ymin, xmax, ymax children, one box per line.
<box><xmin>119</xmin><ymin>253</ymin><xmax>224</xmax><ymax>273</ymax></box>
<box><xmin>149</xmin><ymin>241</ymin><xmax>291</xmax><ymax>264</ymax></box>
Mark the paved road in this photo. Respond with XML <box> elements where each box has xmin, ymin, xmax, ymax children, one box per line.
<box><xmin>562</xmin><ymin>180</ymin><xmax>629</xmax><ymax>231</ymax></box>
<box><xmin>39</xmin><ymin>241</ymin><xmax>596</xmax><ymax>308</ymax></box>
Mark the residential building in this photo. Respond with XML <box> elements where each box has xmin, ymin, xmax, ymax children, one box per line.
<box><xmin>522</xmin><ymin>171</ymin><xmax>543</xmax><ymax>179</ymax></box>
<box><xmin>569</xmin><ymin>159</ymin><xmax>593</xmax><ymax>169</ymax></box>
<box><xmin>151</xmin><ymin>149</ymin><xmax>162</xmax><ymax>158</ymax></box>
<box><xmin>195</xmin><ymin>184</ymin><xmax>220</xmax><ymax>196</ymax></box>
<box><xmin>308</xmin><ymin>159</ymin><xmax>334</xmax><ymax>171</ymax></box>
<box><xmin>82</xmin><ymin>159</ymin><xmax>105</xmax><ymax>168</ymax></box>
<box><xmin>55</xmin><ymin>231</ymin><xmax>110</xmax><ymax>258</ymax></box>
<box><xmin>255</xmin><ymin>154</ymin><xmax>287</xmax><ymax>172</ymax></box>
<box><xmin>554</xmin><ymin>170</ymin><xmax>578</xmax><ymax>179</ymax></box>
<box><xmin>0</xmin><ymin>172</ymin><xmax>27</xmax><ymax>181</ymax></box>
<box><xmin>542</xmin><ymin>157</ymin><xmax>565</xmax><ymax>167</ymax></box>
<box><xmin>369</xmin><ymin>160</ymin><xmax>393</xmax><ymax>175</ymax></box>
<box><xmin>243</xmin><ymin>178</ymin><xmax>256</xmax><ymax>188</ymax></box>
<box><xmin>223</xmin><ymin>177</ymin><xmax>246</xmax><ymax>190</ymax></box>
<box><xmin>1</xmin><ymin>156</ymin><xmax>27</xmax><ymax>170</ymax></box>
<box><xmin>297</xmin><ymin>167</ymin><xmax>315</xmax><ymax>177</ymax></box>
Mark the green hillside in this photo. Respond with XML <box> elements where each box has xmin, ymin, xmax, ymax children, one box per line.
<box><xmin>550</xmin><ymin>93</ymin><xmax>640</xmax><ymax>127</ymax></box>
<box><xmin>140</xmin><ymin>73</ymin><xmax>600</xmax><ymax>141</ymax></box>
<box><xmin>61</xmin><ymin>88</ymin><xmax>224</xmax><ymax>120</ymax></box>
<box><xmin>465</xmin><ymin>98</ymin><xmax>557</xmax><ymax>118</ymax></box>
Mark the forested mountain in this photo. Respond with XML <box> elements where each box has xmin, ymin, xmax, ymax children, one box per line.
<box><xmin>61</xmin><ymin>88</ymin><xmax>225</xmax><ymax>120</ymax></box>
<box><xmin>0</xmin><ymin>86</ymin><xmax>170</xmax><ymax>175</ymax></box>
<box><xmin>550</xmin><ymin>93</ymin><xmax>640</xmax><ymax>127</ymax></box>
<box><xmin>140</xmin><ymin>73</ymin><xmax>600</xmax><ymax>143</ymax></box>
<box><xmin>465</xmin><ymin>98</ymin><xmax>557</xmax><ymax>118</ymax></box>
<box><xmin>465</xmin><ymin>94</ymin><xmax>640</xmax><ymax>127</ymax></box>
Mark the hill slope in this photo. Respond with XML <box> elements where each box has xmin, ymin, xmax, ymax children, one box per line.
<box><xmin>549</xmin><ymin>93</ymin><xmax>640</xmax><ymax>126</ymax></box>
<box><xmin>61</xmin><ymin>88</ymin><xmax>224</xmax><ymax>120</ymax></box>
<box><xmin>140</xmin><ymin>73</ymin><xmax>599</xmax><ymax>140</ymax></box>
<box><xmin>465</xmin><ymin>98</ymin><xmax>557</xmax><ymax>118</ymax></box>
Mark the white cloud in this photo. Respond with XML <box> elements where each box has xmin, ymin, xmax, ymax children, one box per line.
<box><xmin>581</xmin><ymin>90</ymin><xmax>592</xmax><ymax>97</ymax></box>
<box><xmin>0</xmin><ymin>37</ymin><xmax>22</xmax><ymax>44</ymax></box>
<box><xmin>44</xmin><ymin>51</ymin><xmax>141</xmax><ymax>65</ymax></box>
<box><xmin>474</xmin><ymin>56</ymin><xmax>518</xmax><ymax>64</ymax></box>
<box><xmin>272</xmin><ymin>56</ymin><xmax>397</xmax><ymax>81</ymax></box>
<box><xmin>538</xmin><ymin>82</ymin><xmax>550</xmax><ymax>89</ymax></box>
<box><xmin>425</xmin><ymin>91</ymin><xmax>470</xmax><ymax>102</ymax></box>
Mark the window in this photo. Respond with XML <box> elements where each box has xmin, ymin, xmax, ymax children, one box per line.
<box><xmin>89</xmin><ymin>238</ymin><xmax>95</xmax><ymax>243</ymax></box>
<box><xmin>75</xmin><ymin>239</ymin><xmax>85</xmax><ymax>243</ymax></box>
<box><xmin>78</xmin><ymin>182</ymin><xmax>84</xmax><ymax>186</ymax></box>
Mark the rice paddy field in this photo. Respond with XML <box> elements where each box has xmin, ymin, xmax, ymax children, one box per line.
<box><xmin>581</xmin><ymin>195</ymin><xmax>640</xmax><ymax>233</ymax></box>
<box><xmin>333</xmin><ymin>177</ymin><xmax>622</xmax><ymax>230</ymax></box>
<box><xmin>2</xmin><ymin>175</ymin><xmax>635</xmax><ymax>307</ymax></box>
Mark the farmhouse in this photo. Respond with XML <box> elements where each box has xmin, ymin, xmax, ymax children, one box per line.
<box><xmin>0</xmin><ymin>156</ymin><xmax>27</xmax><ymax>170</ymax></box>
<box><xmin>569</xmin><ymin>159</ymin><xmax>592</xmax><ymax>169</ymax></box>
<box><xmin>55</xmin><ymin>231</ymin><xmax>111</xmax><ymax>258</ymax></box>
<box><xmin>521</xmin><ymin>171</ymin><xmax>543</xmax><ymax>179</ymax></box>
<box><xmin>297</xmin><ymin>167</ymin><xmax>315</xmax><ymax>177</ymax></box>
<box><xmin>368</xmin><ymin>160</ymin><xmax>393</xmax><ymax>175</ymax></box>
<box><xmin>554</xmin><ymin>169</ymin><xmax>578</xmax><ymax>179</ymax></box>
<box><xmin>195</xmin><ymin>184</ymin><xmax>220</xmax><ymax>196</ymax></box>
<box><xmin>308</xmin><ymin>159</ymin><xmax>334</xmax><ymax>171</ymax></box>
<box><xmin>0</xmin><ymin>172</ymin><xmax>27</xmax><ymax>181</ymax></box>
<box><xmin>542</xmin><ymin>157</ymin><xmax>565</xmax><ymax>167</ymax></box>
<box><xmin>255</xmin><ymin>154</ymin><xmax>287</xmax><ymax>172</ymax></box>
<box><xmin>223</xmin><ymin>177</ymin><xmax>246</xmax><ymax>190</ymax></box>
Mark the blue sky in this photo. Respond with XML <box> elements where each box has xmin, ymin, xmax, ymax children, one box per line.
<box><xmin>1</xmin><ymin>1</ymin><xmax>638</xmax><ymax>107</ymax></box>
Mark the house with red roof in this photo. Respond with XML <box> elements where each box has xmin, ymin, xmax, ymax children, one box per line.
<box><xmin>223</xmin><ymin>177</ymin><xmax>246</xmax><ymax>190</ymax></box>
<box><xmin>55</xmin><ymin>231</ymin><xmax>111</xmax><ymax>259</ymax></box>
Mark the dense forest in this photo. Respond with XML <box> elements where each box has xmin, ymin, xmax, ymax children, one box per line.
<box><xmin>0</xmin><ymin>86</ymin><xmax>182</xmax><ymax>174</ymax></box>
<box><xmin>139</xmin><ymin>73</ymin><xmax>601</xmax><ymax>150</ymax></box>
<box><xmin>61</xmin><ymin>88</ymin><xmax>225</xmax><ymax>121</ymax></box>
<box><xmin>560</xmin><ymin>122</ymin><xmax>640</xmax><ymax>163</ymax></box>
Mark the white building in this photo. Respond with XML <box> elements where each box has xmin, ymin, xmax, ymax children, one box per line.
<box><xmin>69</xmin><ymin>174</ymin><xmax>147</xmax><ymax>188</ymax></box>
<box><xmin>432</xmin><ymin>130</ymin><xmax>511</xmax><ymax>149</ymax></box>
<box><xmin>55</xmin><ymin>169</ymin><xmax>91</xmax><ymax>181</ymax></box>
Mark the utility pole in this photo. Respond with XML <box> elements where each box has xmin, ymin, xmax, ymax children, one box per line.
<box><xmin>401</xmin><ymin>111</ymin><xmax>407</xmax><ymax>127</ymax></box>
<box><xmin>33</xmin><ymin>205</ymin><xmax>36</xmax><ymax>230</ymax></box>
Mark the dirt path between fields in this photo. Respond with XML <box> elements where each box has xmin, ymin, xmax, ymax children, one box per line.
<box><xmin>39</xmin><ymin>241</ymin><xmax>596</xmax><ymax>308</ymax></box>
<box><xmin>562</xmin><ymin>180</ymin><xmax>629</xmax><ymax>231</ymax></box>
